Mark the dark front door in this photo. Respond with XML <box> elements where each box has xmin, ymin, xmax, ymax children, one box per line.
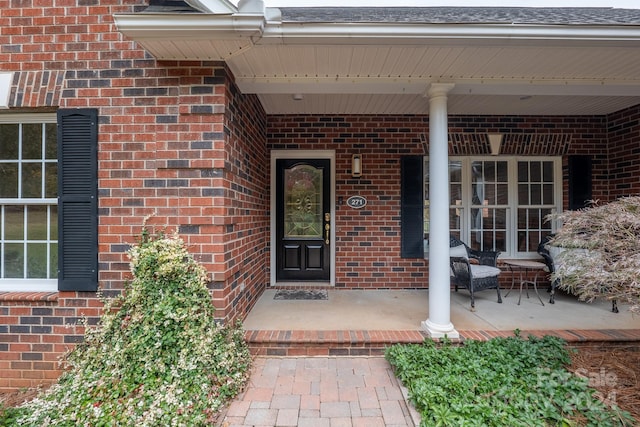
<box><xmin>276</xmin><ymin>158</ymin><xmax>331</xmax><ymax>281</ymax></box>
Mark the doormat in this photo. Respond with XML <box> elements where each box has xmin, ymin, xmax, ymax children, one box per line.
<box><xmin>273</xmin><ymin>289</ymin><xmax>328</xmax><ymax>300</ymax></box>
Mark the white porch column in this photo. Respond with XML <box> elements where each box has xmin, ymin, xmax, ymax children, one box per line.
<box><xmin>422</xmin><ymin>83</ymin><xmax>459</xmax><ymax>339</ymax></box>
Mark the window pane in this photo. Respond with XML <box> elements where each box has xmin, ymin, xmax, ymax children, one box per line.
<box><xmin>518</xmin><ymin>162</ymin><xmax>528</xmax><ymax>182</ymax></box>
<box><xmin>27</xmin><ymin>205</ymin><xmax>47</xmax><ymax>240</ymax></box>
<box><xmin>484</xmin><ymin>161</ymin><xmax>496</xmax><ymax>181</ymax></box>
<box><xmin>45</xmin><ymin>123</ymin><xmax>57</xmax><ymax>159</ymax></box>
<box><xmin>530</xmin><ymin>184</ymin><xmax>542</xmax><ymax>205</ymax></box>
<box><xmin>518</xmin><ymin>231</ymin><xmax>527</xmax><ymax>252</ymax></box>
<box><xmin>4</xmin><ymin>243</ymin><xmax>24</xmax><ymax>278</ymax></box>
<box><xmin>5</xmin><ymin>206</ymin><xmax>24</xmax><ymax>240</ymax></box>
<box><xmin>449</xmin><ymin>161</ymin><xmax>462</xmax><ymax>182</ymax></box>
<box><xmin>449</xmin><ymin>207</ymin><xmax>462</xmax><ymax>231</ymax></box>
<box><xmin>543</xmin><ymin>184</ymin><xmax>554</xmax><ymax>204</ymax></box>
<box><xmin>518</xmin><ymin>184</ymin><xmax>529</xmax><ymax>205</ymax></box>
<box><xmin>517</xmin><ymin>208</ymin><xmax>527</xmax><ymax>228</ymax></box>
<box><xmin>497</xmin><ymin>162</ymin><xmax>508</xmax><ymax>182</ymax></box>
<box><xmin>494</xmin><ymin>231</ymin><xmax>506</xmax><ymax>252</ymax></box>
<box><xmin>450</xmin><ymin>183</ymin><xmax>462</xmax><ymax>204</ymax></box>
<box><xmin>50</xmin><ymin>206</ymin><xmax>58</xmax><ymax>240</ymax></box>
<box><xmin>50</xmin><ymin>242</ymin><xmax>58</xmax><ymax>278</ymax></box>
<box><xmin>471</xmin><ymin>162</ymin><xmax>483</xmax><ymax>184</ymax></box>
<box><xmin>529</xmin><ymin>209</ymin><xmax>541</xmax><ymax>228</ymax></box>
<box><xmin>530</xmin><ymin>162</ymin><xmax>541</xmax><ymax>182</ymax></box>
<box><xmin>472</xmin><ymin>182</ymin><xmax>483</xmax><ymax>205</ymax></box>
<box><xmin>0</xmin><ymin>163</ymin><xmax>18</xmax><ymax>198</ymax></box>
<box><xmin>497</xmin><ymin>184</ymin><xmax>508</xmax><ymax>204</ymax></box>
<box><xmin>22</xmin><ymin>124</ymin><xmax>43</xmax><ymax>159</ymax></box>
<box><xmin>27</xmin><ymin>243</ymin><xmax>48</xmax><ymax>278</ymax></box>
<box><xmin>22</xmin><ymin>163</ymin><xmax>42</xmax><ymax>198</ymax></box>
<box><xmin>527</xmin><ymin>231</ymin><xmax>542</xmax><ymax>252</ymax></box>
<box><xmin>482</xmin><ymin>211</ymin><xmax>495</xmax><ymax>229</ymax></box>
<box><xmin>543</xmin><ymin>161</ymin><xmax>553</xmax><ymax>182</ymax></box>
<box><xmin>485</xmin><ymin>184</ymin><xmax>496</xmax><ymax>204</ymax></box>
<box><xmin>0</xmin><ymin>124</ymin><xmax>19</xmax><ymax>159</ymax></box>
<box><xmin>45</xmin><ymin>163</ymin><xmax>57</xmax><ymax>198</ymax></box>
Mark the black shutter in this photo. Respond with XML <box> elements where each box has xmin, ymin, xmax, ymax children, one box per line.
<box><xmin>57</xmin><ymin>109</ymin><xmax>98</xmax><ymax>291</ymax></box>
<box><xmin>568</xmin><ymin>155</ymin><xmax>592</xmax><ymax>210</ymax></box>
<box><xmin>400</xmin><ymin>156</ymin><xmax>424</xmax><ymax>258</ymax></box>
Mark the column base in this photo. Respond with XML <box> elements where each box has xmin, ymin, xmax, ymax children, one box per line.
<box><xmin>421</xmin><ymin>319</ymin><xmax>460</xmax><ymax>339</ymax></box>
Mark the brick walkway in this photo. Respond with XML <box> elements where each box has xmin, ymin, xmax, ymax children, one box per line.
<box><xmin>219</xmin><ymin>357</ymin><xmax>417</xmax><ymax>427</ymax></box>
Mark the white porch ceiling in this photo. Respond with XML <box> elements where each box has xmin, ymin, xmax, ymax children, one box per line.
<box><xmin>229</xmin><ymin>44</ymin><xmax>640</xmax><ymax>115</ymax></box>
<box><xmin>114</xmin><ymin>5</ymin><xmax>640</xmax><ymax>116</ymax></box>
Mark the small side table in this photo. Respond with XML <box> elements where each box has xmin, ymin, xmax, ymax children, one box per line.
<box><xmin>504</xmin><ymin>260</ymin><xmax>547</xmax><ymax>306</ymax></box>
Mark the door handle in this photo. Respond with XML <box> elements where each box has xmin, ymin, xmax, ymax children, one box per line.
<box><xmin>324</xmin><ymin>213</ymin><xmax>330</xmax><ymax>244</ymax></box>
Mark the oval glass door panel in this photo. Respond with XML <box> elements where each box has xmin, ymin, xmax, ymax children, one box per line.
<box><xmin>284</xmin><ymin>165</ymin><xmax>323</xmax><ymax>239</ymax></box>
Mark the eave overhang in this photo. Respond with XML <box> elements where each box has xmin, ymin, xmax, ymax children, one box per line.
<box><xmin>115</xmin><ymin>12</ymin><xmax>640</xmax><ymax>56</ymax></box>
<box><xmin>113</xmin><ymin>6</ymin><xmax>640</xmax><ymax>115</ymax></box>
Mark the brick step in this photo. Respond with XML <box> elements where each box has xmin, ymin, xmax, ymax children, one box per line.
<box><xmin>245</xmin><ymin>330</ymin><xmax>427</xmax><ymax>357</ymax></box>
<box><xmin>245</xmin><ymin>328</ymin><xmax>640</xmax><ymax>357</ymax></box>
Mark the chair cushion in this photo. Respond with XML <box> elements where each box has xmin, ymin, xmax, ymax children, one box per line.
<box><xmin>470</xmin><ymin>264</ymin><xmax>501</xmax><ymax>279</ymax></box>
<box><xmin>450</xmin><ymin>244</ymin><xmax>468</xmax><ymax>259</ymax></box>
<box><xmin>551</xmin><ymin>247</ymin><xmax>596</xmax><ymax>275</ymax></box>
<box><xmin>547</xmin><ymin>245</ymin><xmax>565</xmax><ymax>262</ymax></box>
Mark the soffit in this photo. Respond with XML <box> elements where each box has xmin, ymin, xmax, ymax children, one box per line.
<box><xmin>227</xmin><ymin>42</ymin><xmax>640</xmax><ymax>115</ymax></box>
<box><xmin>114</xmin><ymin>6</ymin><xmax>640</xmax><ymax>115</ymax></box>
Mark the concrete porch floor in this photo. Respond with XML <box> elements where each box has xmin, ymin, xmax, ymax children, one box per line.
<box><xmin>244</xmin><ymin>288</ymin><xmax>640</xmax><ymax>332</ymax></box>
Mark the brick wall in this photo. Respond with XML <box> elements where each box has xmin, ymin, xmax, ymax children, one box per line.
<box><xmin>0</xmin><ymin>292</ymin><xmax>99</xmax><ymax>392</ymax></box>
<box><xmin>608</xmin><ymin>105</ymin><xmax>640</xmax><ymax>199</ymax></box>
<box><xmin>266</xmin><ymin>114</ymin><xmax>612</xmax><ymax>289</ymax></box>
<box><xmin>0</xmin><ymin>0</ymin><xmax>270</xmax><ymax>391</ymax></box>
<box><xmin>210</xmin><ymin>74</ymin><xmax>269</xmax><ymax>321</ymax></box>
<box><xmin>268</xmin><ymin>115</ymin><xmax>429</xmax><ymax>288</ymax></box>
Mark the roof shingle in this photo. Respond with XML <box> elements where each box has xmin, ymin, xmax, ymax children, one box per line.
<box><xmin>279</xmin><ymin>7</ymin><xmax>640</xmax><ymax>25</ymax></box>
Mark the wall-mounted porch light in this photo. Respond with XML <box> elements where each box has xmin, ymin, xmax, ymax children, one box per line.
<box><xmin>351</xmin><ymin>154</ymin><xmax>362</xmax><ymax>178</ymax></box>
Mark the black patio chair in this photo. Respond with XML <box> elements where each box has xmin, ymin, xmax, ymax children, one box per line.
<box><xmin>537</xmin><ymin>234</ymin><xmax>618</xmax><ymax>312</ymax></box>
<box><xmin>449</xmin><ymin>236</ymin><xmax>503</xmax><ymax>311</ymax></box>
<box><xmin>537</xmin><ymin>234</ymin><xmax>558</xmax><ymax>304</ymax></box>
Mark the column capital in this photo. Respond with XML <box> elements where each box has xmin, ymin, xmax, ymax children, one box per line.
<box><xmin>426</xmin><ymin>82</ymin><xmax>456</xmax><ymax>99</ymax></box>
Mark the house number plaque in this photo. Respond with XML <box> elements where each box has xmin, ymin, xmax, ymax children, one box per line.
<box><xmin>346</xmin><ymin>195</ymin><xmax>367</xmax><ymax>209</ymax></box>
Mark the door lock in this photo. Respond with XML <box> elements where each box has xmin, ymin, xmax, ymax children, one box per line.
<box><xmin>324</xmin><ymin>213</ymin><xmax>330</xmax><ymax>244</ymax></box>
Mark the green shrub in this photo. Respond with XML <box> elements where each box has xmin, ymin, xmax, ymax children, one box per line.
<box><xmin>13</xmin><ymin>230</ymin><xmax>251</xmax><ymax>426</ymax></box>
<box><xmin>386</xmin><ymin>334</ymin><xmax>635</xmax><ymax>427</ymax></box>
<box><xmin>0</xmin><ymin>403</ymin><xmax>23</xmax><ymax>426</ymax></box>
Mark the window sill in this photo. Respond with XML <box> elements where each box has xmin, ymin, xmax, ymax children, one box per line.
<box><xmin>0</xmin><ymin>291</ymin><xmax>59</xmax><ymax>304</ymax></box>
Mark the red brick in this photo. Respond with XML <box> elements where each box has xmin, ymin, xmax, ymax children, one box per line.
<box><xmin>1</xmin><ymin>0</ymin><xmax>639</xmax><ymax>392</ymax></box>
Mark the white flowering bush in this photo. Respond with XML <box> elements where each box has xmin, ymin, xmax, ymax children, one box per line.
<box><xmin>15</xmin><ymin>230</ymin><xmax>251</xmax><ymax>426</ymax></box>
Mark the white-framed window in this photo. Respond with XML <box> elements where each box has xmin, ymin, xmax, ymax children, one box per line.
<box><xmin>0</xmin><ymin>113</ymin><xmax>58</xmax><ymax>291</ymax></box>
<box><xmin>424</xmin><ymin>156</ymin><xmax>561</xmax><ymax>258</ymax></box>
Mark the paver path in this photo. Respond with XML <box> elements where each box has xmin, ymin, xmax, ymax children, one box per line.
<box><xmin>219</xmin><ymin>357</ymin><xmax>417</xmax><ymax>427</ymax></box>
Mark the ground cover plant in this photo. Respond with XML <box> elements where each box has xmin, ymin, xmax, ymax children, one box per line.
<box><xmin>385</xmin><ymin>333</ymin><xmax>636</xmax><ymax>427</ymax></box>
<box><xmin>5</xmin><ymin>229</ymin><xmax>251</xmax><ymax>426</ymax></box>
